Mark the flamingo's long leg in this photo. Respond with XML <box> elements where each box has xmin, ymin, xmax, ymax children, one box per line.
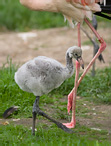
<box><xmin>67</xmin><ymin>18</ymin><xmax>106</xmax><ymax>114</ymax></box>
<box><xmin>63</xmin><ymin>23</ymin><xmax>81</xmax><ymax>128</ymax></box>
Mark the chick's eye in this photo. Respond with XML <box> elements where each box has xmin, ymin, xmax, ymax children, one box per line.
<box><xmin>75</xmin><ymin>53</ymin><xmax>78</xmax><ymax>56</ymax></box>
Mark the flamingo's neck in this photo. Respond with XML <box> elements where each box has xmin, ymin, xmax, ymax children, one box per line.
<box><xmin>66</xmin><ymin>52</ymin><xmax>74</xmax><ymax>76</ymax></box>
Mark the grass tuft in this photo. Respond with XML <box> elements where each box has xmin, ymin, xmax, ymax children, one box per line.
<box><xmin>0</xmin><ymin>124</ymin><xmax>111</xmax><ymax>145</ymax></box>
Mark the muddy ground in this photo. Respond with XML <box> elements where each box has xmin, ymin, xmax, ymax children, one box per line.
<box><xmin>0</xmin><ymin>26</ymin><xmax>111</xmax><ymax>134</ymax></box>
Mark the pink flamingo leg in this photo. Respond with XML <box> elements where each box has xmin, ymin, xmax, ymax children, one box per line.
<box><xmin>63</xmin><ymin>61</ymin><xmax>80</xmax><ymax>128</ymax></box>
<box><xmin>67</xmin><ymin>18</ymin><xmax>106</xmax><ymax>114</ymax></box>
<box><xmin>63</xmin><ymin>23</ymin><xmax>81</xmax><ymax>128</ymax></box>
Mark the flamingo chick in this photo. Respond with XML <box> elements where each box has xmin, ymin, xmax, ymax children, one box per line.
<box><xmin>14</xmin><ymin>46</ymin><xmax>84</xmax><ymax>135</ymax></box>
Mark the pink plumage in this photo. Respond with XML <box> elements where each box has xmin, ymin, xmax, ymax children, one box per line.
<box><xmin>20</xmin><ymin>0</ymin><xmax>105</xmax><ymax>25</ymax></box>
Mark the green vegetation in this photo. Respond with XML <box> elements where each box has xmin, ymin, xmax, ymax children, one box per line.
<box><xmin>0</xmin><ymin>0</ymin><xmax>110</xmax><ymax>31</ymax></box>
<box><xmin>52</xmin><ymin>67</ymin><xmax>111</xmax><ymax>104</ymax></box>
<box><xmin>0</xmin><ymin>0</ymin><xmax>65</xmax><ymax>31</ymax></box>
<box><xmin>0</xmin><ymin>59</ymin><xmax>111</xmax><ymax>145</ymax></box>
<box><xmin>0</xmin><ymin>124</ymin><xmax>110</xmax><ymax>145</ymax></box>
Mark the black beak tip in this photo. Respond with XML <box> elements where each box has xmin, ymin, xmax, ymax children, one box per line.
<box><xmin>82</xmin><ymin>64</ymin><xmax>84</xmax><ymax>69</ymax></box>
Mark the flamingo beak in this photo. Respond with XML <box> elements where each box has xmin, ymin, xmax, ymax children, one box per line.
<box><xmin>77</xmin><ymin>57</ymin><xmax>84</xmax><ymax>69</ymax></box>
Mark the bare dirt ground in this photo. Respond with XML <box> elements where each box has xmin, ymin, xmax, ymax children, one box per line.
<box><xmin>0</xmin><ymin>26</ymin><xmax>111</xmax><ymax>68</ymax></box>
<box><xmin>0</xmin><ymin>26</ymin><xmax>111</xmax><ymax>135</ymax></box>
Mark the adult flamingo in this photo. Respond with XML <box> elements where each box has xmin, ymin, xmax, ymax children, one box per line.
<box><xmin>19</xmin><ymin>0</ymin><xmax>109</xmax><ymax>129</ymax></box>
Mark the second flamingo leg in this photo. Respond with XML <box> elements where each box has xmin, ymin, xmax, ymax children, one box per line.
<box><xmin>63</xmin><ymin>61</ymin><xmax>80</xmax><ymax>128</ymax></box>
<box><xmin>67</xmin><ymin>18</ymin><xmax>106</xmax><ymax>115</ymax></box>
<box><xmin>63</xmin><ymin>23</ymin><xmax>82</xmax><ymax>128</ymax></box>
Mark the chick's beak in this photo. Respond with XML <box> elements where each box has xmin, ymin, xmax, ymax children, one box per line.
<box><xmin>77</xmin><ymin>57</ymin><xmax>84</xmax><ymax>69</ymax></box>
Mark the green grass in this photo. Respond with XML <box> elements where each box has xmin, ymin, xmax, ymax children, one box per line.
<box><xmin>0</xmin><ymin>59</ymin><xmax>111</xmax><ymax>118</ymax></box>
<box><xmin>0</xmin><ymin>0</ymin><xmax>65</xmax><ymax>31</ymax></box>
<box><xmin>0</xmin><ymin>0</ymin><xmax>110</xmax><ymax>31</ymax></box>
<box><xmin>0</xmin><ymin>60</ymin><xmax>111</xmax><ymax>145</ymax></box>
<box><xmin>51</xmin><ymin>68</ymin><xmax>111</xmax><ymax>104</ymax></box>
<box><xmin>0</xmin><ymin>124</ymin><xmax>111</xmax><ymax>145</ymax></box>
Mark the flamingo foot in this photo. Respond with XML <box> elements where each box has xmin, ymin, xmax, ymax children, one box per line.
<box><xmin>62</xmin><ymin>121</ymin><xmax>76</xmax><ymax>128</ymax></box>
